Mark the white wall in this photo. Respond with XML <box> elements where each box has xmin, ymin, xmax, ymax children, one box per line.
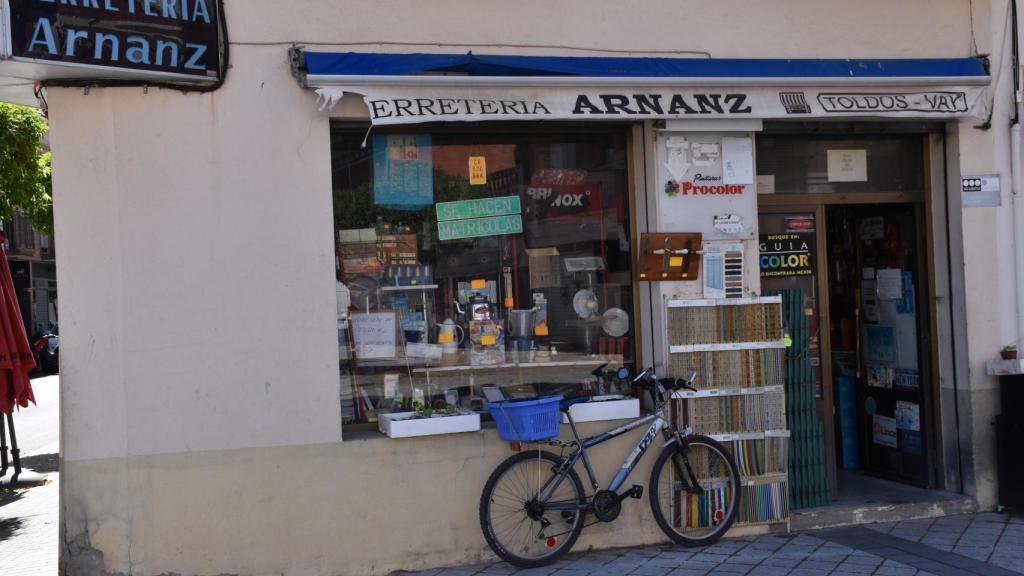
<box><xmin>52</xmin><ymin>46</ymin><xmax>342</xmax><ymax>461</ymax></box>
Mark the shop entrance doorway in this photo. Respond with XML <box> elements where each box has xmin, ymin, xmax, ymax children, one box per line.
<box><xmin>758</xmin><ymin>199</ymin><xmax>938</xmax><ymax>506</ymax></box>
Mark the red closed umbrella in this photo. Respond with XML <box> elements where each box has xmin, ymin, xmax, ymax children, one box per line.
<box><xmin>0</xmin><ymin>230</ymin><xmax>35</xmax><ymax>414</ymax></box>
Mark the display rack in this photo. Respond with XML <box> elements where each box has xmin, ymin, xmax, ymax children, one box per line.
<box><xmin>666</xmin><ymin>296</ymin><xmax>790</xmax><ymax>527</ymax></box>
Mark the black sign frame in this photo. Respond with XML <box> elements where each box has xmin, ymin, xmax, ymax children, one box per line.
<box><xmin>7</xmin><ymin>0</ymin><xmax>224</xmax><ymax>82</ymax></box>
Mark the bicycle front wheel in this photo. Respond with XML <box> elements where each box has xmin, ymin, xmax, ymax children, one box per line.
<box><xmin>649</xmin><ymin>435</ymin><xmax>740</xmax><ymax>546</ymax></box>
<box><xmin>479</xmin><ymin>450</ymin><xmax>586</xmax><ymax>568</ymax></box>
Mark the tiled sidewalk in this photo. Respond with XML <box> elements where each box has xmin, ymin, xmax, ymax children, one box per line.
<box><xmin>404</xmin><ymin>512</ymin><xmax>1024</xmax><ymax>576</ymax></box>
<box><xmin>0</xmin><ymin>473</ymin><xmax>59</xmax><ymax>576</ymax></box>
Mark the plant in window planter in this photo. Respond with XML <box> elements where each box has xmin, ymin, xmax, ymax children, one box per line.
<box><xmin>1001</xmin><ymin>345</ymin><xmax>1017</xmax><ymax>360</ymax></box>
<box><xmin>379</xmin><ymin>403</ymin><xmax>481</xmax><ymax>438</ymax></box>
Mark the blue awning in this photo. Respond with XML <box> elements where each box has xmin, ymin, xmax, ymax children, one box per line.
<box><xmin>303</xmin><ymin>51</ymin><xmax>988</xmax><ymax>80</ymax></box>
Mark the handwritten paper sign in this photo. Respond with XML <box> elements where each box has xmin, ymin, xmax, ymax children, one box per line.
<box><xmin>351</xmin><ymin>311</ymin><xmax>397</xmax><ymax>359</ymax></box>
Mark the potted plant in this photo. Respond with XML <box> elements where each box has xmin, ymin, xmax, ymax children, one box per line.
<box><xmin>1001</xmin><ymin>345</ymin><xmax>1017</xmax><ymax>360</ymax></box>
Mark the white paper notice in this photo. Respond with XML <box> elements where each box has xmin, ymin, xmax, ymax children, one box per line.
<box><xmin>722</xmin><ymin>137</ymin><xmax>754</xmax><ymax>184</ymax></box>
<box><xmin>827</xmin><ymin>149</ymin><xmax>868</xmax><ymax>182</ymax></box>
<box><xmin>756</xmin><ymin>174</ymin><xmax>776</xmax><ymax>194</ymax></box>
<box><xmin>351</xmin><ymin>311</ymin><xmax>397</xmax><ymax>359</ymax></box>
<box><xmin>876</xmin><ymin>268</ymin><xmax>903</xmax><ymax>300</ymax></box>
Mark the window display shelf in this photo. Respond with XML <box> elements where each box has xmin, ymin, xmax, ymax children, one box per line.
<box><xmin>666</xmin><ymin>296</ymin><xmax>782</xmax><ymax>308</ymax></box>
<box><xmin>412</xmin><ymin>358</ymin><xmax>629</xmax><ymax>375</ymax></box>
<box><xmin>673</xmin><ymin>385</ymin><xmax>784</xmax><ymax>399</ymax></box>
<box><xmin>379</xmin><ymin>284</ymin><xmax>438</xmax><ymax>292</ymax></box>
<box><xmin>741</xmin><ymin>473</ymin><xmax>788</xmax><ymax>486</ymax></box>
<box><xmin>669</xmin><ymin>341</ymin><xmax>785</xmax><ymax>354</ymax></box>
<box><xmin>706</xmin><ymin>429</ymin><xmax>789</xmax><ymax>442</ymax></box>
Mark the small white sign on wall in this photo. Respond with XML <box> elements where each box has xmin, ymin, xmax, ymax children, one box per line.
<box><xmin>961</xmin><ymin>174</ymin><xmax>1001</xmax><ymax>207</ymax></box>
<box><xmin>827</xmin><ymin>149</ymin><xmax>868</xmax><ymax>182</ymax></box>
<box><xmin>722</xmin><ymin>137</ymin><xmax>754</xmax><ymax>184</ymax></box>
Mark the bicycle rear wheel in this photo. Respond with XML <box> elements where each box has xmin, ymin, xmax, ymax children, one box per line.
<box><xmin>479</xmin><ymin>450</ymin><xmax>586</xmax><ymax>567</ymax></box>
<box><xmin>649</xmin><ymin>435</ymin><xmax>740</xmax><ymax>546</ymax></box>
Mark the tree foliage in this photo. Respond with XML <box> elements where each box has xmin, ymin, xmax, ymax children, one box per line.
<box><xmin>0</xmin><ymin>103</ymin><xmax>53</xmax><ymax>235</ymax></box>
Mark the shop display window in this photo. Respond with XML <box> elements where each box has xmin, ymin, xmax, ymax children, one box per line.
<box><xmin>331</xmin><ymin>126</ymin><xmax>635</xmax><ymax>430</ymax></box>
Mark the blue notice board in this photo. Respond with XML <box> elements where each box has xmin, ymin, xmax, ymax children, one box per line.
<box><xmin>373</xmin><ymin>134</ymin><xmax>433</xmax><ymax>207</ymax></box>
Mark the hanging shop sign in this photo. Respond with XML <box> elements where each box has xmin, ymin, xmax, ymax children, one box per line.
<box><xmin>759</xmin><ymin>232</ymin><xmax>816</xmax><ymax>278</ymax></box>
<box><xmin>3</xmin><ymin>0</ymin><xmax>223</xmax><ymax>81</ymax></box>
<box><xmin>436</xmin><ymin>195</ymin><xmax>523</xmax><ymax>241</ymax></box>
<box><xmin>313</xmin><ymin>86</ymin><xmax>989</xmax><ymax>125</ymax></box>
<box><xmin>438</xmin><ymin>215</ymin><xmax>523</xmax><ymax>241</ymax></box>
<box><xmin>436</xmin><ymin>195</ymin><xmax>520</xmax><ymax>221</ymax></box>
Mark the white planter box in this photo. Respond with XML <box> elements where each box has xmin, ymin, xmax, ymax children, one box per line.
<box><xmin>562</xmin><ymin>398</ymin><xmax>640</xmax><ymax>423</ymax></box>
<box><xmin>378</xmin><ymin>412</ymin><xmax>481</xmax><ymax>438</ymax></box>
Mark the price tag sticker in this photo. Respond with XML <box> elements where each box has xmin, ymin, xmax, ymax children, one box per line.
<box><xmin>438</xmin><ymin>333</ymin><xmax>454</xmax><ymax>344</ymax></box>
<box><xmin>482</xmin><ymin>334</ymin><xmax>496</xmax><ymax>346</ymax></box>
<box><xmin>469</xmin><ymin>156</ymin><xmax>487</xmax><ymax>185</ymax></box>
<box><xmin>669</xmin><ymin>256</ymin><xmax>684</xmax><ymax>267</ymax></box>
<box><xmin>535</xmin><ymin>325</ymin><xmax>549</xmax><ymax>336</ymax></box>
<box><xmin>471</xmin><ymin>279</ymin><xmax>487</xmax><ymax>290</ymax></box>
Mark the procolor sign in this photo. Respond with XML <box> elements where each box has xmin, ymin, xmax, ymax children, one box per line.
<box><xmin>4</xmin><ymin>0</ymin><xmax>223</xmax><ymax>80</ymax></box>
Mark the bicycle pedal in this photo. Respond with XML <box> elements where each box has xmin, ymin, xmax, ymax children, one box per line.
<box><xmin>629</xmin><ymin>484</ymin><xmax>644</xmax><ymax>499</ymax></box>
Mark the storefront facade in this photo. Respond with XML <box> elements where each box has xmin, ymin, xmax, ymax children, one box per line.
<box><xmin>2</xmin><ymin>1</ymin><xmax>1020</xmax><ymax>575</ymax></box>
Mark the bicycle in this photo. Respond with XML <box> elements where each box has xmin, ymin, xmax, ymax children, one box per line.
<box><xmin>479</xmin><ymin>367</ymin><xmax>742</xmax><ymax>568</ymax></box>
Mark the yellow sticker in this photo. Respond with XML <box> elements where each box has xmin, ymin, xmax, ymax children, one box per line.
<box><xmin>482</xmin><ymin>334</ymin><xmax>496</xmax><ymax>346</ymax></box>
<box><xmin>504</xmin><ymin>297</ymin><xmax>514</xmax><ymax>308</ymax></box>
<box><xmin>669</xmin><ymin>256</ymin><xmax>684</xmax><ymax>267</ymax></box>
<box><xmin>438</xmin><ymin>333</ymin><xmax>454</xmax><ymax>344</ymax></box>
<box><xmin>471</xmin><ymin>279</ymin><xmax>486</xmax><ymax>290</ymax></box>
<box><xmin>469</xmin><ymin>156</ymin><xmax>487</xmax><ymax>185</ymax></box>
<box><xmin>535</xmin><ymin>325</ymin><xmax>549</xmax><ymax>336</ymax></box>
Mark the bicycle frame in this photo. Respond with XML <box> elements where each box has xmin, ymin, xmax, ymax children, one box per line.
<box><xmin>535</xmin><ymin>395</ymin><xmax>675</xmax><ymax>512</ymax></box>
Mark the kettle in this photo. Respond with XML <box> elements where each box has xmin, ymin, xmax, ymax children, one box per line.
<box><xmin>437</xmin><ymin>318</ymin><xmax>465</xmax><ymax>354</ymax></box>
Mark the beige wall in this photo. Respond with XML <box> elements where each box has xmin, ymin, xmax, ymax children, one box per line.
<box><xmin>47</xmin><ymin>1</ymin><xmax>1017</xmax><ymax>574</ymax></box>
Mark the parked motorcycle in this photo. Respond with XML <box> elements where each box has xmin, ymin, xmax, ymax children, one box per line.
<box><xmin>30</xmin><ymin>323</ymin><xmax>59</xmax><ymax>374</ymax></box>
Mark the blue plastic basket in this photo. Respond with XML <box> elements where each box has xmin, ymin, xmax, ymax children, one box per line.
<box><xmin>487</xmin><ymin>395</ymin><xmax>563</xmax><ymax>442</ymax></box>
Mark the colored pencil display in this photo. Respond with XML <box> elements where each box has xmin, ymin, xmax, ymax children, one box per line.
<box><xmin>667</xmin><ymin>302</ymin><xmax>782</xmax><ymax>345</ymax></box>
<box><xmin>665</xmin><ymin>297</ymin><xmax>790</xmax><ymax>525</ymax></box>
<box><xmin>668</xmin><ymin>348</ymin><xmax>785</xmax><ymax>389</ymax></box>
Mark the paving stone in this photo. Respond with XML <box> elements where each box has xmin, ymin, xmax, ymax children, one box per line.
<box><xmin>831</xmin><ymin>562</ymin><xmax>875</xmax><ymax>574</ymax></box>
<box><xmin>514</xmin><ymin>567</ymin><xmax>559</xmax><ymax>576</ymax></box>
<box><xmin>840</xmin><ymin>555</ymin><xmax>883</xmax><ymax>566</ymax></box>
<box><xmin>871</xmin><ymin>566</ymin><xmax>917</xmax><ymax>576</ymax></box>
<box><xmin>794</xmin><ymin>560</ymin><xmax>838</xmax><ymax>571</ymax></box>
<box><xmin>667</xmin><ymin>569</ymin><xmax>712</xmax><ymax>576</ymax></box>
<box><xmin>630</xmin><ymin>565</ymin><xmax>674</xmax><ymax>576</ymax></box>
<box><xmin>746</xmin><ymin>568</ymin><xmax>792</xmax><ymax>576</ymax></box>
<box><xmin>783</xmin><ymin>569</ymin><xmax>830</xmax><ymax>576</ymax></box>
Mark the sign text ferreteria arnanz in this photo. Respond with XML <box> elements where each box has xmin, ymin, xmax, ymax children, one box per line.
<box><xmin>8</xmin><ymin>0</ymin><xmax>222</xmax><ymax>80</ymax></box>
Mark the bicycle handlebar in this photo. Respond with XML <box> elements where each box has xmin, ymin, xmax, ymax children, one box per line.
<box><xmin>631</xmin><ymin>367</ymin><xmax>698</xmax><ymax>392</ymax></box>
